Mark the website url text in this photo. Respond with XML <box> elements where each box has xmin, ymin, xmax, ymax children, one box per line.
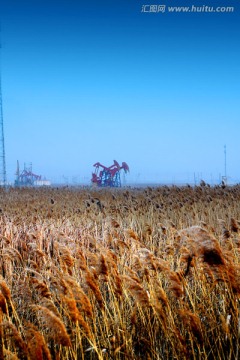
<box><xmin>141</xmin><ymin>5</ymin><xmax>235</xmax><ymax>13</ymax></box>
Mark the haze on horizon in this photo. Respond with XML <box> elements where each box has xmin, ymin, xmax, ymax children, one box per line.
<box><xmin>1</xmin><ymin>0</ymin><xmax>240</xmax><ymax>186</ymax></box>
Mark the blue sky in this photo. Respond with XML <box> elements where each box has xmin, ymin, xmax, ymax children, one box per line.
<box><xmin>1</xmin><ymin>0</ymin><xmax>240</xmax><ymax>184</ymax></box>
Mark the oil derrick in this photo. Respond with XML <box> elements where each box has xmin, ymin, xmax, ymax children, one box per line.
<box><xmin>15</xmin><ymin>162</ymin><xmax>41</xmax><ymax>187</ymax></box>
<box><xmin>91</xmin><ymin>160</ymin><xmax>129</xmax><ymax>187</ymax></box>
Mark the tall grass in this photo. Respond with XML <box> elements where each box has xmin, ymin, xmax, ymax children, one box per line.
<box><xmin>0</xmin><ymin>185</ymin><xmax>239</xmax><ymax>359</ymax></box>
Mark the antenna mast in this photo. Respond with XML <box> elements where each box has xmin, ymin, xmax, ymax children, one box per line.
<box><xmin>224</xmin><ymin>144</ymin><xmax>227</xmax><ymax>179</ymax></box>
<box><xmin>0</xmin><ymin>25</ymin><xmax>6</xmax><ymax>186</ymax></box>
<box><xmin>222</xmin><ymin>145</ymin><xmax>227</xmax><ymax>186</ymax></box>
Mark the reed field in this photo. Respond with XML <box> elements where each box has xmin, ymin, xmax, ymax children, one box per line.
<box><xmin>0</xmin><ymin>184</ymin><xmax>239</xmax><ymax>360</ymax></box>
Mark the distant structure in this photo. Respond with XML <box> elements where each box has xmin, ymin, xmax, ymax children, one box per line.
<box><xmin>222</xmin><ymin>145</ymin><xmax>227</xmax><ymax>185</ymax></box>
<box><xmin>15</xmin><ymin>161</ymin><xmax>51</xmax><ymax>187</ymax></box>
<box><xmin>0</xmin><ymin>37</ymin><xmax>6</xmax><ymax>186</ymax></box>
<box><xmin>91</xmin><ymin>160</ymin><xmax>129</xmax><ymax>187</ymax></box>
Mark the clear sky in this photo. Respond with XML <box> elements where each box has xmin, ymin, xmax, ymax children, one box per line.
<box><xmin>1</xmin><ymin>0</ymin><xmax>240</xmax><ymax>185</ymax></box>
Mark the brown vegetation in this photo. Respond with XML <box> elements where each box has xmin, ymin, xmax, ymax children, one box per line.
<box><xmin>0</xmin><ymin>184</ymin><xmax>239</xmax><ymax>359</ymax></box>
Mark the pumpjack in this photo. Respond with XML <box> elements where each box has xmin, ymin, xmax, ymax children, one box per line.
<box><xmin>91</xmin><ymin>160</ymin><xmax>129</xmax><ymax>187</ymax></box>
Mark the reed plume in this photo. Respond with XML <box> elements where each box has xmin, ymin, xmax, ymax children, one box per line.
<box><xmin>63</xmin><ymin>275</ymin><xmax>93</xmax><ymax>317</ymax></box>
<box><xmin>62</xmin><ymin>296</ymin><xmax>92</xmax><ymax>338</ymax></box>
<box><xmin>230</xmin><ymin>218</ymin><xmax>239</xmax><ymax>233</ymax></box>
<box><xmin>31</xmin><ymin>305</ymin><xmax>71</xmax><ymax>347</ymax></box>
<box><xmin>25</xmin><ymin>323</ymin><xmax>52</xmax><ymax>360</ymax></box>
<box><xmin>85</xmin><ymin>271</ymin><xmax>104</xmax><ymax>309</ymax></box>
<box><xmin>0</xmin><ymin>280</ymin><xmax>11</xmax><ymax>301</ymax></box>
<box><xmin>178</xmin><ymin>309</ymin><xmax>203</xmax><ymax>344</ymax></box>
<box><xmin>0</xmin><ymin>322</ymin><xmax>27</xmax><ymax>357</ymax></box>
<box><xmin>124</xmin><ymin>275</ymin><xmax>150</xmax><ymax>307</ymax></box>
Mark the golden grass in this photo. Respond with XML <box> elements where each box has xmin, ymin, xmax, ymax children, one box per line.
<box><xmin>0</xmin><ymin>185</ymin><xmax>239</xmax><ymax>359</ymax></box>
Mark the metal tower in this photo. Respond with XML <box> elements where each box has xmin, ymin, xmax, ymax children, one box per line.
<box><xmin>0</xmin><ymin>37</ymin><xmax>6</xmax><ymax>186</ymax></box>
<box><xmin>224</xmin><ymin>144</ymin><xmax>227</xmax><ymax>179</ymax></box>
<box><xmin>222</xmin><ymin>145</ymin><xmax>227</xmax><ymax>186</ymax></box>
